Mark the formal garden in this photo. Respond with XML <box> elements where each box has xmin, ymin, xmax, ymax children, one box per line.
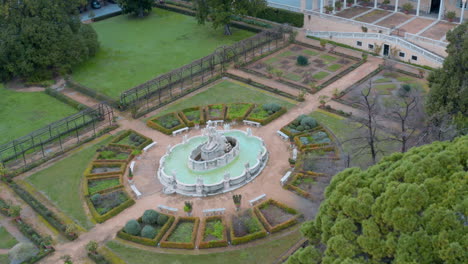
<box><xmin>1</xmin><ymin>0</ymin><xmax>464</xmax><ymax>263</ymax></box>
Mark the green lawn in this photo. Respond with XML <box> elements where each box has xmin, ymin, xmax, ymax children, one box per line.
<box><xmin>374</xmin><ymin>78</ymin><xmax>392</xmax><ymax>83</ymax></box>
<box><xmin>320</xmin><ymin>54</ymin><xmax>338</xmax><ymax>62</ymax></box>
<box><xmin>0</xmin><ymin>226</ymin><xmax>18</xmax><ymax>249</ymax></box>
<box><xmin>167</xmin><ymin>222</ymin><xmax>194</xmax><ymax>243</ymax></box>
<box><xmin>375</xmin><ymin>84</ymin><xmax>397</xmax><ymax>95</ymax></box>
<box><xmin>310</xmin><ymin>110</ymin><xmax>397</xmax><ymax>168</ymax></box>
<box><xmin>27</xmin><ymin>136</ymin><xmax>114</xmax><ymax>229</ymax></box>
<box><xmin>302</xmin><ymin>50</ymin><xmax>319</xmax><ymax>56</ymax></box>
<box><xmin>72</xmin><ymin>8</ymin><xmax>254</xmax><ymax>99</ymax></box>
<box><xmin>0</xmin><ymin>254</ymin><xmax>9</xmax><ymax>263</ymax></box>
<box><xmin>284</xmin><ymin>73</ymin><xmax>303</xmax><ymax>82</ymax></box>
<box><xmin>151</xmin><ymin>80</ymin><xmax>296</xmax><ymax>118</ymax></box>
<box><xmin>327</xmin><ymin>64</ymin><xmax>342</xmax><ymax>72</ymax></box>
<box><xmin>312</xmin><ymin>71</ymin><xmax>330</xmax><ymax>80</ymax></box>
<box><xmin>280</xmin><ymin>50</ymin><xmax>294</xmax><ymax>57</ymax></box>
<box><xmin>0</xmin><ymin>85</ymin><xmax>77</xmax><ymax>145</ymax></box>
<box><xmin>107</xmin><ymin>230</ymin><xmax>302</xmax><ymax>264</ymax></box>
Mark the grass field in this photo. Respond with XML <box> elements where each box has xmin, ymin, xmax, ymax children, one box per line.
<box><xmin>0</xmin><ymin>85</ymin><xmax>77</xmax><ymax>145</ymax></box>
<box><xmin>27</xmin><ymin>136</ymin><xmax>114</xmax><ymax>229</ymax></box>
<box><xmin>0</xmin><ymin>226</ymin><xmax>18</xmax><ymax>249</ymax></box>
<box><xmin>310</xmin><ymin>110</ymin><xmax>397</xmax><ymax>168</ymax></box>
<box><xmin>151</xmin><ymin>80</ymin><xmax>296</xmax><ymax>118</ymax></box>
<box><xmin>107</xmin><ymin>230</ymin><xmax>302</xmax><ymax>264</ymax></box>
<box><xmin>72</xmin><ymin>8</ymin><xmax>254</xmax><ymax>99</ymax></box>
<box><xmin>0</xmin><ymin>254</ymin><xmax>9</xmax><ymax>263</ymax></box>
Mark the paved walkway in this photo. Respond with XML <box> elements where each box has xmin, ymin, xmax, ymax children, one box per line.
<box><xmin>16</xmin><ymin>33</ymin><xmax>386</xmax><ymax>263</ymax></box>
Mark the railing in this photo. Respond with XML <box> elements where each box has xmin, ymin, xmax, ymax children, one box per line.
<box><xmin>304</xmin><ymin>9</ymin><xmax>392</xmax><ymax>35</ymax></box>
<box><xmin>307</xmin><ymin>30</ymin><xmax>445</xmax><ymax>64</ymax></box>
<box><xmin>267</xmin><ymin>2</ymin><xmax>302</xmax><ymax>12</ymax></box>
<box><xmin>404</xmin><ymin>32</ymin><xmax>448</xmax><ymax>48</ymax></box>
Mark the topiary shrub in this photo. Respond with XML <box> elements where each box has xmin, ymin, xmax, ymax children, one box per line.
<box><xmin>142</xmin><ymin>209</ymin><xmax>159</xmax><ymax>225</ymax></box>
<box><xmin>140</xmin><ymin>225</ymin><xmax>157</xmax><ymax>239</ymax></box>
<box><xmin>300</xmin><ymin>116</ymin><xmax>317</xmax><ymax>129</ymax></box>
<box><xmin>90</xmin><ymin>193</ymin><xmax>101</xmax><ymax>204</ymax></box>
<box><xmin>297</xmin><ymin>55</ymin><xmax>309</xmax><ymax>66</ymax></box>
<box><xmin>157</xmin><ymin>214</ymin><xmax>169</xmax><ymax>226</ymax></box>
<box><xmin>262</xmin><ymin>103</ymin><xmax>281</xmax><ymax>115</ymax></box>
<box><xmin>124</xmin><ymin>219</ymin><xmax>141</xmax><ymax>236</ymax></box>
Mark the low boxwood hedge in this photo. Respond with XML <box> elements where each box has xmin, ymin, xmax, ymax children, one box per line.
<box><xmin>229</xmin><ymin>209</ymin><xmax>268</xmax><ymax>245</ymax></box>
<box><xmin>246</xmin><ymin>106</ymin><xmax>287</xmax><ymax>125</ymax></box>
<box><xmin>117</xmin><ymin>214</ymin><xmax>175</xmax><ymax>246</ymax></box>
<box><xmin>254</xmin><ymin>199</ymin><xmax>300</xmax><ymax>233</ymax></box>
<box><xmin>179</xmin><ymin>107</ymin><xmax>206</xmax><ymax>127</ymax></box>
<box><xmin>198</xmin><ymin>216</ymin><xmax>229</xmax><ymax>249</ymax></box>
<box><xmin>87</xmin><ymin>192</ymin><xmax>135</xmax><ymax>224</ymax></box>
<box><xmin>205</xmin><ymin>104</ymin><xmax>226</xmax><ymax>121</ymax></box>
<box><xmin>225</xmin><ymin>103</ymin><xmax>254</xmax><ymax>122</ymax></box>
<box><xmin>160</xmin><ymin>217</ymin><xmax>200</xmax><ymax>249</ymax></box>
<box><xmin>84</xmin><ymin>162</ymin><xmax>126</xmax><ymax>178</ymax></box>
<box><xmin>254</xmin><ymin>7</ymin><xmax>304</xmax><ymax>27</ymax></box>
<box><xmin>147</xmin><ymin>113</ymin><xmax>187</xmax><ymax>135</ymax></box>
<box><xmin>109</xmin><ymin>130</ymin><xmax>152</xmax><ymax>150</ymax></box>
<box><xmin>293</xmin><ymin>128</ymin><xmax>334</xmax><ymax>151</ymax></box>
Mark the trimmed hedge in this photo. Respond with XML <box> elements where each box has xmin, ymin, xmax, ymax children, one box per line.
<box><xmin>86</xmin><ymin>192</ymin><xmax>135</xmax><ymax>223</ymax></box>
<box><xmin>117</xmin><ymin>214</ymin><xmax>175</xmax><ymax>246</ymax></box>
<box><xmin>246</xmin><ymin>106</ymin><xmax>287</xmax><ymax>125</ymax></box>
<box><xmin>205</xmin><ymin>104</ymin><xmax>227</xmax><ymax>121</ymax></box>
<box><xmin>45</xmin><ymin>88</ymin><xmax>88</xmax><ymax>111</ymax></box>
<box><xmin>109</xmin><ymin>130</ymin><xmax>153</xmax><ymax>150</ymax></box>
<box><xmin>93</xmin><ymin>146</ymin><xmax>134</xmax><ymax>164</ymax></box>
<box><xmin>8</xmin><ymin>183</ymin><xmax>78</xmax><ymax>240</ymax></box>
<box><xmin>254</xmin><ymin>199</ymin><xmax>300</xmax><ymax>233</ymax></box>
<box><xmin>230</xmin><ymin>209</ymin><xmax>268</xmax><ymax>245</ymax></box>
<box><xmin>179</xmin><ymin>107</ymin><xmax>206</xmax><ymax>127</ymax></box>
<box><xmin>254</xmin><ymin>7</ymin><xmax>304</xmax><ymax>28</ymax></box>
<box><xmin>283</xmin><ymin>172</ymin><xmax>322</xmax><ymax>199</ymax></box>
<box><xmin>89</xmin><ymin>245</ymin><xmax>127</xmax><ymax>264</ymax></box>
<box><xmin>84</xmin><ymin>162</ymin><xmax>126</xmax><ymax>178</ymax></box>
<box><xmin>83</xmin><ymin>175</ymin><xmax>123</xmax><ymax>196</ymax></box>
<box><xmin>198</xmin><ymin>216</ymin><xmax>229</xmax><ymax>249</ymax></box>
<box><xmin>292</xmin><ymin>128</ymin><xmax>334</xmax><ymax>151</ymax></box>
<box><xmin>160</xmin><ymin>217</ymin><xmax>200</xmax><ymax>249</ymax></box>
<box><xmin>225</xmin><ymin>103</ymin><xmax>255</xmax><ymax>122</ymax></box>
<box><xmin>147</xmin><ymin>113</ymin><xmax>186</xmax><ymax>135</ymax></box>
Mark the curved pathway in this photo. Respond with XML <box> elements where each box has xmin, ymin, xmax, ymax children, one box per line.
<box><xmin>36</xmin><ymin>38</ymin><xmax>382</xmax><ymax>263</ymax></box>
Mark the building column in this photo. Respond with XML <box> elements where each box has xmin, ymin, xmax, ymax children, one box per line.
<box><xmin>354</xmin><ymin>0</ymin><xmax>357</xmax><ymax>6</ymax></box>
<box><xmin>438</xmin><ymin>0</ymin><xmax>444</xmax><ymax>20</ymax></box>
<box><xmin>374</xmin><ymin>0</ymin><xmax>378</xmax><ymax>8</ymax></box>
<box><xmin>320</xmin><ymin>0</ymin><xmax>324</xmax><ymax>13</ymax></box>
<box><xmin>416</xmin><ymin>0</ymin><xmax>421</xmax><ymax>16</ymax></box>
<box><xmin>394</xmin><ymin>0</ymin><xmax>399</xmax><ymax>12</ymax></box>
<box><xmin>461</xmin><ymin>0</ymin><xmax>467</xmax><ymax>23</ymax></box>
<box><xmin>344</xmin><ymin>0</ymin><xmax>347</xmax><ymax>9</ymax></box>
<box><xmin>333</xmin><ymin>0</ymin><xmax>336</xmax><ymax>13</ymax></box>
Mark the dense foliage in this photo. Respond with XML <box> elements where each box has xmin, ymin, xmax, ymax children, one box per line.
<box><xmin>124</xmin><ymin>220</ymin><xmax>141</xmax><ymax>236</ymax></box>
<box><xmin>288</xmin><ymin>135</ymin><xmax>468</xmax><ymax>264</ymax></box>
<box><xmin>0</xmin><ymin>0</ymin><xmax>99</xmax><ymax>82</ymax></box>
<box><xmin>116</xmin><ymin>0</ymin><xmax>154</xmax><ymax>17</ymax></box>
<box><xmin>142</xmin><ymin>209</ymin><xmax>159</xmax><ymax>225</ymax></box>
<box><xmin>141</xmin><ymin>225</ymin><xmax>157</xmax><ymax>239</ymax></box>
<box><xmin>194</xmin><ymin>0</ymin><xmax>267</xmax><ymax>35</ymax></box>
<box><xmin>253</xmin><ymin>7</ymin><xmax>304</xmax><ymax>28</ymax></box>
<box><xmin>427</xmin><ymin>22</ymin><xmax>467</xmax><ymax>128</ymax></box>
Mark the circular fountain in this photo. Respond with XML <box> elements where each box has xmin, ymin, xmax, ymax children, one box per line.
<box><xmin>158</xmin><ymin>121</ymin><xmax>268</xmax><ymax>197</ymax></box>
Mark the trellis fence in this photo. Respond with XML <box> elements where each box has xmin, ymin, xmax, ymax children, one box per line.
<box><xmin>0</xmin><ymin>104</ymin><xmax>114</xmax><ymax>172</ymax></box>
<box><xmin>120</xmin><ymin>26</ymin><xmax>291</xmax><ymax>117</ymax></box>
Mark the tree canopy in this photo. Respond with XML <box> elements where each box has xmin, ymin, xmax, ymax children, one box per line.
<box><xmin>288</xmin><ymin>135</ymin><xmax>468</xmax><ymax>264</ymax></box>
<box><xmin>116</xmin><ymin>0</ymin><xmax>154</xmax><ymax>17</ymax></box>
<box><xmin>194</xmin><ymin>0</ymin><xmax>266</xmax><ymax>35</ymax></box>
<box><xmin>0</xmin><ymin>0</ymin><xmax>99</xmax><ymax>82</ymax></box>
<box><xmin>426</xmin><ymin>22</ymin><xmax>467</xmax><ymax>129</ymax></box>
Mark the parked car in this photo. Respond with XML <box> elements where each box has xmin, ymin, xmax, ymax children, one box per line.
<box><xmin>91</xmin><ymin>0</ymin><xmax>101</xmax><ymax>9</ymax></box>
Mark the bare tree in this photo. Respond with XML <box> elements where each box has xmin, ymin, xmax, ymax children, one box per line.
<box><xmin>345</xmin><ymin>81</ymin><xmax>383</xmax><ymax>165</ymax></box>
<box><xmin>416</xmin><ymin>111</ymin><xmax>460</xmax><ymax>145</ymax></box>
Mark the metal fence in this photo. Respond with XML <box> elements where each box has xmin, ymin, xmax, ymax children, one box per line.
<box><xmin>0</xmin><ymin>104</ymin><xmax>114</xmax><ymax>172</ymax></box>
<box><xmin>120</xmin><ymin>26</ymin><xmax>290</xmax><ymax>117</ymax></box>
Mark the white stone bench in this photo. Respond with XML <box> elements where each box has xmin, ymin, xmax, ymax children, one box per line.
<box><xmin>202</xmin><ymin>208</ymin><xmax>226</xmax><ymax>216</ymax></box>
<box><xmin>243</xmin><ymin>120</ymin><xmax>261</xmax><ymax>127</ymax></box>
<box><xmin>280</xmin><ymin>171</ymin><xmax>292</xmax><ymax>186</ymax></box>
<box><xmin>158</xmin><ymin>205</ymin><xmax>178</xmax><ymax>214</ymax></box>
<box><xmin>249</xmin><ymin>194</ymin><xmax>266</xmax><ymax>206</ymax></box>
<box><xmin>129</xmin><ymin>161</ymin><xmax>136</xmax><ymax>174</ymax></box>
<box><xmin>276</xmin><ymin>130</ymin><xmax>289</xmax><ymax>140</ymax></box>
<box><xmin>172</xmin><ymin>127</ymin><xmax>189</xmax><ymax>136</ymax></box>
<box><xmin>130</xmin><ymin>184</ymin><xmax>142</xmax><ymax>199</ymax></box>
<box><xmin>143</xmin><ymin>142</ymin><xmax>157</xmax><ymax>152</ymax></box>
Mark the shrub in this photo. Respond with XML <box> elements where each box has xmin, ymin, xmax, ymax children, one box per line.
<box><xmin>142</xmin><ymin>209</ymin><xmax>159</xmax><ymax>225</ymax></box>
<box><xmin>141</xmin><ymin>225</ymin><xmax>157</xmax><ymax>239</ymax></box>
<box><xmin>300</xmin><ymin>116</ymin><xmax>317</xmax><ymax>128</ymax></box>
<box><xmin>157</xmin><ymin>214</ymin><xmax>169</xmax><ymax>226</ymax></box>
<box><xmin>9</xmin><ymin>243</ymin><xmax>38</xmax><ymax>264</ymax></box>
<box><xmin>90</xmin><ymin>193</ymin><xmax>101</xmax><ymax>204</ymax></box>
<box><xmin>86</xmin><ymin>240</ymin><xmax>98</xmax><ymax>254</ymax></box>
<box><xmin>297</xmin><ymin>55</ymin><xmax>309</xmax><ymax>66</ymax></box>
<box><xmin>254</xmin><ymin>7</ymin><xmax>304</xmax><ymax>27</ymax></box>
<box><xmin>262</xmin><ymin>103</ymin><xmax>281</xmax><ymax>114</ymax></box>
<box><xmin>402</xmin><ymin>3</ymin><xmax>413</xmax><ymax>12</ymax></box>
<box><xmin>124</xmin><ymin>220</ymin><xmax>141</xmax><ymax>236</ymax></box>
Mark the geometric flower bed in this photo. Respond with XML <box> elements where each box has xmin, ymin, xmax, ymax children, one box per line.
<box><xmin>160</xmin><ymin>217</ymin><xmax>200</xmax><ymax>249</ymax></box>
<box><xmin>245</xmin><ymin>103</ymin><xmax>287</xmax><ymax>125</ymax></box>
<box><xmin>280</xmin><ymin>114</ymin><xmax>320</xmax><ymax>138</ymax></box>
<box><xmin>199</xmin><ymin>216</ymin><xmax>228</xmax><ymax>249</ymax></box>
<box><xmin>293</xmin><ymin>129</ymin><xmax>333</xmax><ymax>151</ymax></box>
<box><xmin>117</xmin><ymin>209</ymin><xmax>175</xmax><ymax>247</ymax></box>
<box><xmin>82</xmin><ymin>130</ymin><xmax>152</xmax><ymax>223</ymax></box>
<box><xmin>229</xmin><ymin>209</ymin><xmax>267</xmax><ymax>245</ymax></box>
<box><xmin>254</xmin><ymin>199</ymin><xmax>300</xmax><ymax>233</ymax></box>
<box><xmin>283</xmin><ymin>172</ymin><xmax>322</xmax><ymax>199</ymax></box>
<box><xmin>147</xmin><ymin>102</ymin><xmax>287</xmax><ymax>134</ymax></box>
